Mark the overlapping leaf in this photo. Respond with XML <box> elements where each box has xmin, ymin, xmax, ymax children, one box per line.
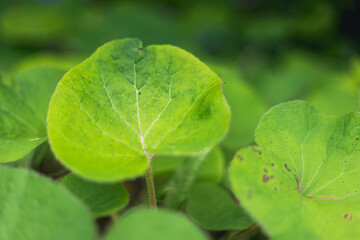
<box><xmin>230</xmin><ymin>101</ymin><xmax>360</xmax><ymax>239</ymax></box>
<box><xmin>0</xmin><ymin>66</ymin><xmax>65</xmax><ymax>162</ymax></box>
<box><xmin>187</xmin><ymin>182</ymin><xmax>253</xmax><ymax>230</ymax></box>
<box><xmin>105</xmin><ymin>208</ymin><xmax>208</xmax><ymax>240</ymax></box>
<box><xmin>0</xmin><ymin>166</ymin><xmax>95</xmax><ymax>240</ymax></box>
<box><xmin>61</xmin><ymin>173</ymin><xmax>129</xmax><ymax>217</ymax></box>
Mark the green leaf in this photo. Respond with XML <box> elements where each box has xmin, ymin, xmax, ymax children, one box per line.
<box><xmin>196</xmin><ymin>146</ymin><xmax>224</xmax><ymax>182</ymax></box>
<box><xmin>0</xmin><ymin>166</ymin><xmax>95</xmax><ymax>240</ymax></box>
<box><xmin>61</xmin><ymin>173</ymin><xmax>129</xmax><ymax>217</ymax></box>
<box><xmin>48</xmin><ymin>38</ymin><xmax>230</xmax><ymax>182</ymax></box>
<box><xmin>209</xmin><ymin>63</ymin><xmax>267</xmax><ymax>150</ymax></box>
<box><xmin>104</xmin><ymin>208</ymin><xmax>208</xmax><ymax>240</ymax></box>
<box><xmin>160</xmin><ymin>147</ymin><xmax>224</xmax><ymax>209</ymax></box>
<box><xmin>152</xmin><ymin>156</ymin><xmax>185</xmax><ymax>177</ymax></box>
<box><xmin>187</xmin><ymin>182</ymin><xmax>253</xmax><ymax>231</ymax></box>
<box><xmin>161</xmin><ymin>153</ymin><xmax>207</xmax><ymax>210</ymax></box>
<box><xmin>152</xmin><ymin>146</ymin><xmax>224</xmax><ymax>182</ymax></box>
<box><xmin>0</xmin><ymin>66</ymin><xmax>65</xmax><ymax>162</ymax></box>
<box><xmin>230</xmin><ymin>100</ymin><xmax>360</xmax><ymax>239</ymax></box>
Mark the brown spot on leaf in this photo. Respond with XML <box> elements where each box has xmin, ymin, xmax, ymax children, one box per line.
<box><xmin>264</xmin><ymin>168</ymin><xmax>268</xmax><ymax>173</ymax></box>
<box><xmin>274</xmin><ymin>187</ymin><xmax>278</xmax><ymax>191</ymax></box>
<box><xmin>344</xmin><ymin>214</ymin><xmax>352</xmax><ymax>220</ymax></box>
<box><xmin>284</xmin><ymin>163</ymin><xmax>291</xmax><ymax>172</ymax></box>
<box><xmin>252</xmin><ymin>147</ymin><xmax>262</xmax><ymax>155</ymax></box>
<box><xmin>271</xmin><ymin>163</ymin><xmax>274</xmax><ymax>167</ymax></box>
<box><xmin>270</xmin><ymin>175</ymin><xmax>274</xmax><ymax>179</ymax></box>
<box><xmin>237</xmin><ymin>155</ymin><xmax>243</xmax><ymax>161</ymax></box>
<box><xmin>263</xmin><ymin>175</ymin><xmax>270</xmax><ymax>183</ymax></box>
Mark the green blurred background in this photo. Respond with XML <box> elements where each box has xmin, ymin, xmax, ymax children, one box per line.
<box><xmin>1</xmin><ymin>0</ymin><xmax>360</xmax><ymax>150</ymax></box>
<box><xmin>2</xmin><ymin>1</ymin><xmax>360</xmax><ymax>238</ymax></box>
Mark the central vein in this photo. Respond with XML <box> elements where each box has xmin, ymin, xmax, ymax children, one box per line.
<box><xmin>133</xmin><ymin>60</ymin><xmax>148</xmax><ymax>157</ymax></box>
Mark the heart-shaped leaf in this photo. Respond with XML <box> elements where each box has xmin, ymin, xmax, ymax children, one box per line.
<box><xmin>61</xmin><ymin>173</ymin><xmax>129</xmax><ymax>217</ymax></box>
<box><xmin>48</xmin><ymin>38</ymin><xmax>230</xmax><ymax>182</ymax></box>
<box><xmin>0</xmin><ymin>166</ymin><xmax>95</xmax><ymax>240</ymax></box>
<box><xmin>0</xmin><ymin>66</ymin><xmax>65</xmax><ymax>162</ymax></box>
<box><xmin>187</xmin><ymin>182</ymin><xmax>253</xmax><ymax>231</ymax></box>
<box><xmin>230</xmin><ymin>101</ymin><xmax>360</xmax><ymax>239</ymax></box>
<box><xmin>105</xmin><ymin>208</ymin><xmax>208</xmax><ymax>240</ymax></box>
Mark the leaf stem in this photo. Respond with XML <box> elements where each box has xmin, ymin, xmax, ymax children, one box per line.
<box><xmin>146</xmin><ymin>155</ymin><xmax>157</xmax><ymax>209</ymax></box>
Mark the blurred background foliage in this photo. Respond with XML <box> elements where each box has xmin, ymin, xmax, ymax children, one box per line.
<box><xmin>1</xmin><ymin>0</ymin><xmax>359</xmax><ymax>112</ymax></box>
<box><xmin>2</xmin><ymin>0</ymin><xmax>360</xmax><ymax>191</ymax></box>
<box><xmin>1</xmin><ymin>0</ymin><xmax>360</xmax><ymax>238</ymax></box>
<box><xmin>2</xmin><ymin>0</ymin><xmax>360</xmax><ymax>183</ymax></box>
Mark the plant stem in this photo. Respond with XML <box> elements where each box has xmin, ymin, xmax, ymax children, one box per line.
<box><xmin>146</xmin><ymin>155</ymin><xmax>157</xmax><ymax>209</ymax></box>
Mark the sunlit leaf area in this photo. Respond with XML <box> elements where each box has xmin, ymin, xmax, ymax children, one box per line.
<box><xmin>1</xmin><ymin>0</ymin><xmax>360</xmax><ymax>239</ymax></box>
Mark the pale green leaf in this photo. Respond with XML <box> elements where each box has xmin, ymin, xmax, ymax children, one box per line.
<box><xmin>209</xmin><ymin>64</ymin><xmax>267</xmax><ymax>150</ymax></box>
<box><xmin>187</xmin><ymin>182</ymin><xmax>253</xmax><ymax>231</ymax></box>
<box><xmin>196</xmin><ymin>146</ymin><xmax>224</xmax><ymax>182</ymax></box>
<box><xmin>61</xmin><ymin>173</ymin><xmax>129</xmax><ymax>217</ymax></box>
<box><xmin>105</xmin><ymin>208</ymin><xmax>208</xmax><ymax>240</ymax></box>
<box><xmin>230</xmin><ymin>101</ymin><xmax>360</xmax><ymax>239</ymax></box>
<box><xmin>48</xmin><ymin>38</ymin><xmax>230</xmax><ymax>182</ymax></box>
<box><xmin>0</xmin><ymin>166</ymin><xmax>95</xmax><ymax>240</ymax></box>
<box><xmin>0</xmin><ymin>66</ymin><xmax>65</xmax><ymax>162</ymax></box>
